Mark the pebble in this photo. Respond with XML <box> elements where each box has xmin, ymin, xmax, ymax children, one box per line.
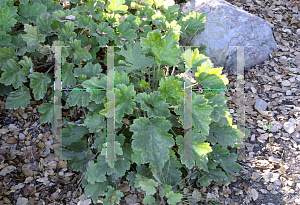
<box><xmin>19</xmin><ymin>133</ymin><xmax>26</xmax><ymax>140</ymax></box>
<box><xmin>22</xmin><ymin>113</ymin><xmax>28</xmax><ymax>120</ymax></box>
<box><xmin>270</xmin><ymin>121</ymin><xmax>282</xmax><ymax>132</ymax></box>
<box><xmin>254</xmin><ymin>99</ymin><xmax>268</xmax><ymax>110</ymax></box>
<box><xmin>283</xmin><ymin>121</ymin><xmax>295</xmax><ymax>134</ymax></box>
<box><xmin>281</xmin><ymin>80</ymin><xmax>291</xmax><ymax>86</ymax></box>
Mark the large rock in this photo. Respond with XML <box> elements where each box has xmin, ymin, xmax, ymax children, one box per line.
<box><xmin>179</xmin><ymin>0</ymin><xmax>278</xmax><ymax>73</ymax></box>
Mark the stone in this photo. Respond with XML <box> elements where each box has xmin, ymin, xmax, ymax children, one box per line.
<box><xmin>254</xmin><ymin>99</ymin><xmax>268</xmax><ymax>110</ymax></box>
<box><xmin>283</xmin><ymin>121</ymin><xmax>295</xmax><ymax>134</ymax></box>
<box><xmin>179</xmin><ymin>0</ymin><xmax>278</xmax><ymax>73</ymax></box>
<box><xmin>270</xmin><ymin>121</ymin><xmax>282</xmax><ymax>132</ymax></box>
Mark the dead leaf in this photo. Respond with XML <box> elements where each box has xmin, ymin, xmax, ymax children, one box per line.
<box><xmin>96</xmin><ymin>28</ymin><xmax>108</xmax><ymax>36</ymax></box>
<box><xmin>122</xmin><ymin>118</ymin><xmax>129</xmax><ymax>125</ymax></box>
<box><xmin>22</xmin><ymin>165</ymin><xmax>33</xmax><ymax>177</ymax></box>
<box><xmin>84</xmin><ymin>45</ymin><xmax>92</xmax><ymax>52</ymax></box>
<box><xmin>119</xmin><ymin>15</ymin><xmax>127</xmax><ymax>22</ymax></box>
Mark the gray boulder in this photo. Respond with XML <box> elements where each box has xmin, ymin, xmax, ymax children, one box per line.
<box><xmin>179</xmin><ymin>0</ymin><xmax>278</xmax><ymax>73</ymax></box>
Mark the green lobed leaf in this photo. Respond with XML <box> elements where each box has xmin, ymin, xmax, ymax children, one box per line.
<box><xmin>99</xmin><ymin>141</ymin><xmax>122</xmax><ymax>168</ymax></box>
<box><xmin>105</xmin><ymin>143</ymin><xmax>131</xmax><ymax>177</ymax></box>
<box><xmin>84</xmin><ymin>160</ymin><xmax>108</xmax><ymax>184</ymax></box>
<box><xmin>82</xmin><ymin>76</ymin><xmax>107</xmax><ymax>90</ymax></box>
<box><xmin>174</xmin><ymin>92</ymin><xmax>213</xmax><ymax>135</ymax></box>
<box><xmin>21</xmin><ymin>24</ymin><xmax>45</xmax><ymax>47</ymax></box>
<box><xmin>115</xmin><ymin>70</ymin><xmax>130</xmax><ymax>86</ymax></box>
<box><xmin>0</xmin><ymin>59</ymin><xmax>27</xmax><ymax>89</ymax></box>
<box><xmin>88</xmin><ymin>22</ymin><xmax>114</xmax><ymax>46</ymax></box>
<box><xmin>157</xmin><ymin>75</ymin><xmax>184</xmax><ymax>105</ymax></box>
<box><xmin>0</xmin><ymin>5</ymin><xmax>18</xmax><ymax>33</ymax></box>
<box><xmin>57</xmin><ymin>21</ymin><xmax>77</xmax><ymax>43</ymax></box>
<box><xmin>176</xmin><ymin>129</ymin><xmax>212</xmax><ymax>172</ymax></box>
<box><xmin>206</xmin><ymin>122</ymin><xmax>237</xmax><ymax>148</ymax></box>
<box><xmin>106</xmin><ymin>0</ymin><xmax>128</xmax><ymax>13</ymax></box>
<box><xmin>140</xmin><ymin>28</ymin><xmax>181</xmax><ymax>66</ymax></box>
<box><xmin>195</xmin><ymin>61</ymin><xmax>229</xmax><ymax>89</ymax></box>
<box><xmin>115</xmin><ymin>41</ymin><xmax>155</xmax><ymax>75</ymax></box>
<box><xmin>181</xmin><ymin>48</ymin><xmax>211</xmax><ymax>75</ymax></box>
<box><xmin>5</xmin><ymin>86</ymin><xmax>31</xmax><ymax>110</ymax></box>
<box><xmin>51</xmin><ymin>40</ymin><xmax>69</xmax><ymax>65</ymax></box>
<box><xmin>113</xmin><ymin>21</ymin><xmax>137</xmax><ymax>45</ymax></box>
<box><xmin>160</xmin><ymin>155</ymin><xmax>182</xmax><ymax>186</ymax></box>
<box><xmin>62</xmin><ymin>62</ymin><xmax>76</xmax><ymax>88</ymax></box>
<box><xmin>0</xmin><ymin>83</ymin><xmax>13</xmax><ymax>95</ymax></box>
<box><xmin>134</xmin><ymin>91</ymin><xmax>171</xmax><ymax>118</ymax></box>
<box><xmin>0</xmin><ymin>32</ymin><xmax>13</xmax><ymax>48</ymax></box>
<box><xmin>38</xmin><ymin>101</ymin><xmax>54</xmax><ymax>124</ymax></box>
<box><xmin>139</xmin><ymin>179</ymin><xmax>158</xmax><ymax>195</ymax></box>
<box><xmin>74</xmin><ymin>1</ymin><xmax>105</xmax><ymax>20</ymax></box>
<box><xmin>69</xmin><ymin>39</ymin><xmax>92</xmax><ymax>65</ymax></box>
<box><xmin>204</xmin><ymin>92</ymin><xmax>228</xmax><ymax>122</ymax></box>
<box><xmin>84</xmin><ymin>181</ymin><xmax>109</xmax><ymax>204</ymax></box>
<box><xmin>74</xmin><ymin>62</ymin><xmax>102</xmax><ymax>80</ymax></box>
<box><xmin>36</xmin><ymin>13</ymin><xmax>53</xmax><ymax>36</ymax></box>
<box><xmin>66</xmin><ymin>88</ymin><xmax>92</xmax><ymax>107</ymax></box>
<box><xmin>31</xmin><ymin>0</ymin><xmax>63</xmax><ymax>14</ymax></box>
<box><xmin>18</xmin><ymin>2</ymin><xmax>47</xmax><ymax>24</ymax></box>
<box><xmin>143</xmin><ymin>195</ymin><xmax>156</xmax><ymax>205</ymax></box>
<box><xmin>166</xmin><ymin>191</ymin><xmax>183</xmax><ymax>205</ymax></box>
<box><xmin>84</xmin><ymin>114</ymin><xmax>106</xmax><ymax>133</ymax></box>
<box><xmin>130</xmin><ymin>117</ymin><xmax>174</xmax><ymax>171</ymax></box>
<box><xmin>114</xmin><ymin>84</ymin><xmax>136</xmax><ymax>123</ymax></box>
<box><xmin>178</xmin><ymin>10</ymin><xmax>206</xmax><ymax>38</ymax></box>
<box><xmin>28</xmin><ymin>72</ymin><xmax>51</xmax><ymax>100</ymax></box>
<box><xmin>0</xmin><ymin>47</ymin><xmax>18</xmax><ymax>67</ymax></box>
<box><xmin>101</xmin><ymin>186</ymin><xmax>124</xmax><ymax>205</ymax></box>
<box><xmin>62</xmin><ymin>124</ymin><xmax>89</xmax><ymax>147</ymax></box>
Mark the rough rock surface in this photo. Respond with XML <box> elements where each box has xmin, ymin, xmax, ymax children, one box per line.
<box><xmin>179</xmin><ymin>0</ymin><xmax>278</xmax><ymax>73</ymax></box>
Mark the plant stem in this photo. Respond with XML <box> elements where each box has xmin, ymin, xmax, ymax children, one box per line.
<box><xmin>171</xmin><ymin>65</ymin><xmax>177</xmax><ymax>76</ymax></box>
<box><xmin>155</xmin><ymin>63</ymin><xmax>161</xmax><ymax>90</ymax></box>
<box><xmin>158</xmin><ymin>185</ymin><xmax>165</xmax><ymax>205</ymax></box>
<box><xmin>172</xmin><ymin>169</ymin><xmax>195</xmax><ymax>188</ymax></box>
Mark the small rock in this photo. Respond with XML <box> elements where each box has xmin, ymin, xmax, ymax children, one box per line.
<box><xmin>257</xmin><ymin>133</ymin><xmax>269</xmax><ymax>143</ymax></box>
<box><xmin>281</xmin><ymin>80</ymin><xmax>291</xmax><ymax>86</ymax></box>
<box><xmin>235</xmin><ymin>189</ymin><xmax>243</xmax><ymax>195</ymax></box>
<box><xmin>289</xmin><ymin>77</ymin><xmax>296</xmax><ymax>82</ymax></box>
<box><xmin>3</xmin><ymin>197</ymin><xmax>11</xmax><ymax>203</ymax></box>
<box><xmin>283</xmin><ymin>121</ymin><xmax>295</xmax><ymax>134</ymax></box>
<box><xmin>16</xmin><ymin>197</ymin><xmax>29</xmax><ymax>205</ymax></box>
<box><xmin>51</xmin><ymin>192</ymin><xmax>59</xmax><ymax>200</ymax></box>
<box><xmin>19</xmin><ymin>133</ymin><xmax>26</xmax><ymax>140</ymax></box>
<box><xmin>37</xmin><ymin>142</ymin><xmax>45</xmax><ymax>149</ymax></box>
<box><xmin>22</xmin><ymin>113</ymin><xmax>28</xmax><ymax>120</ymax></box>
<box><xmin>251</xmin><ymin>172</ymin><xmax>260</xmax><ymax>181</ymax></box>
<box><xmin>268</xmin><ymin>156</ymin><xmax>280</xmax><ymax>164</ymax></box>
<box><xmin>255</xmin><ymin>99</ymin><xmax>268</xmax><ymax>111</ymax></box>
<box><xmin>7</xmin><ymin>137</ymin><xmax>17</xmax><ymax>144</ymax></box>
<box><xmin>259</xmin><ymin>189</ymin><xmax>268</xmax><ymax>194</ymax></box>
<box><xmin>250</xmin><ymin>188</ymin><xmax>258</xmax><ymax>201</ymax></box>
<box><xmin>79</xmin><ymin>198</ymin><xmax>92</xmax><ymax>205</ymax></box>
<box><xmin>274</xmin><ymin>179</ymin><xmax>281</xmax><ymax>186</ymax></box>
<box><xmin>8</xmin><ymin>124</ymin><xmax>17</xmax><ymax>129</ymax></box>
<box><xmin>295</xmin><ymin>199</ymin><xmax>300</xmax><ymax>205</ymax></box>
<box><xmin>270</xmin><ymin>121</ymin><xmax>282</xmax><ymax>132</ymax></box>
